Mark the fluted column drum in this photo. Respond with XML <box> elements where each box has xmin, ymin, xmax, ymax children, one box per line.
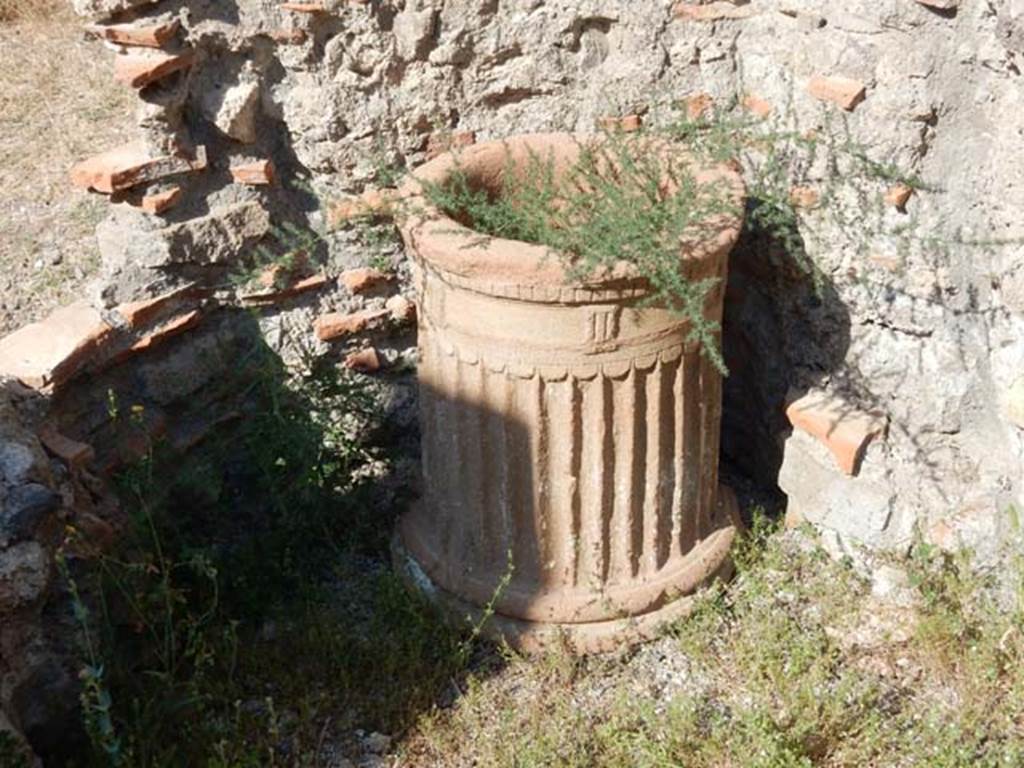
<box><xmin>394</xmin><ymin>134</ymin><xmax>745</xmax><ymax>653</ymax></box>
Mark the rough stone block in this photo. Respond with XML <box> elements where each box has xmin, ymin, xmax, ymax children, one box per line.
<box><xmin>113</xmin><ymin>50</ymin><xmax>194</xmax><ymax>89</ymax></box>
<box><xmin>201</xmin><ymin>79</ymin><xmax>261</xmax><ymax>144</ymax></box>
<box><xmin>779</xmin><ymin>428</ymin><xmax>896</xmax><ymax>550</ymax></box>
<box><xmin>393</xmin><ymin>7</ymin><xmax>437</xmax><ymax>61</ymax></box>
<box><xmin>0</xmin><ymin>484</ymin><xmax>61</xmax><ymax>546</ymax></box>
<box><xmin>37</xmin><ymin>425</ymin><xmax>95</xmax><ymax>469</ymax></box>
<box><xmin>0</xmin><ymin>542</ymin><xmax>50</xmax><ymax>612</ymax></box>
<box><xmin>0</xmin><ymin>303</ymin><xmax>113</xmax><ymax>389</ymax></box>
<box><xmin>785</xmin><ymin>389</ymin><xmax>887</xmax><ymax>476</ymax></box>
<box><xmin>808</xmin><ymin>75</ymin><xmax>867</xmax><ymax>111</ymax></box>
<box><xmin>385</xmin><ymin>294</ymin><xmax>416</xmax><ymax>324</ymax></box>
<box><xmin>162</xmin><ymin>201</ymin><xmax>271</xmax><ymax>264</ymax></box>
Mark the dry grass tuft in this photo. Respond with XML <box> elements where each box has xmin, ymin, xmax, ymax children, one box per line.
<box><xmin>0</xmin><ymin>2</ymin><xmax>135</xmax><ymax>333</ymax></box>
<box><xmin>0</xmin><ymin>0</ymin><xmax>63</xmax><ymax>23</ymax></box>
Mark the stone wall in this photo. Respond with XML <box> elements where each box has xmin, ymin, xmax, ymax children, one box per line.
<box><xmin>1</xmin><ymin>0</ymin><xmax>1023</xmax><ymax>757</ymax></box>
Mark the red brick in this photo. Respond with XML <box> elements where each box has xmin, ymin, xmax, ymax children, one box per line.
<box><xmin>85</xmin><ymin>19</ymin><xmax>179</xmax><ymax>48</ymax></box>
<box><xmin>807</xmin><ymin>75</ymin><xmax>867</xmax><ymax>111</ymax></box>
<box><xmin>123</xmin><ymin>310</ymin><xmax>202</xmax><ymax>357</ymax></box>
<box><xmin>314</xmin><ymin>308</ymin><xmax>388</xmax><ymax>341</ymax></box>
<box><xmin>345</xmin><ymin>347</ymin><xmax>381</xmax><ymax>373</ymax></box>
<box><xmin>231</xmin><ymin>160</ymin><xmax>275</xmax><ymax>186</ymax></box>
<box><xmin>241</xmin><ymin>274</ymin><xmax>329</xmax><ymax>304</ymax></box>
<box><xmin>884</xmin><ymin>184</ymin><xmax>913</xmax><ymax>210</ymax></box>
<box><xmin>71</xmin><ymin>141</ymin><xmax>207</xmax><ymax>194</ymax></box>
<box><xmin>340</xmin><ymin>267</ymin><xmax>390</xmax><ymax>294</ymax></box>
<box><xmin>114</xmin><ymin>286</ymin><xmax>198</xmax><ymax>330</ymax></box>
<box><xmin>785</xmin><ymin>390</ymin><xmax>887</xmax><ymax>476</ymax></box>
<box><xmin>0</xmin><ymin>302</ymin><xmax>113</xmax><ymax>389</ymax></box>
<box><xmin>113</xmin><ymin>49</ymin><xmax>194</xmax><ymax>89</ymax></box>
<box><xmin>37</xmin><ymin>424</ymin><xmax>95</xmax><ymax>469</ymax></box>
<box><xmin>140</xmin><ymin>186</ymin><xmax>182</xmax><ymax>214</ymax></box>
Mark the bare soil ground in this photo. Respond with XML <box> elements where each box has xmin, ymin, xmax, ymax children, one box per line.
<box><xmin>0</xmin><ymin>1</ymin><xmax>134</xmax><ymax>335</ymax></box>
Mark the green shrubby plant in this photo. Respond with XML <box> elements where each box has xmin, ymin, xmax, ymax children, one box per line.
<box><xmin>59</xmin><ymin>349</ymin><xmax>480</xmax><ymax>765</ymax></box>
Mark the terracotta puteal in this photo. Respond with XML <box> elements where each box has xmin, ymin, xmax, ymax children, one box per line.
<box><xmin>394</xmin><ymin>133</ymin><xmax>746</xmax><ymax>653</ymax></box>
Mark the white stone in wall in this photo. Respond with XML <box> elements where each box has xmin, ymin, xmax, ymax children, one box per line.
<box><xmin>200</xmin><ymin>75</ymin><xmax>261</xmax><ymax>144</ymax></box>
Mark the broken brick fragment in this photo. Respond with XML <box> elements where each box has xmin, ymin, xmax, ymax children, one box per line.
<box><xmin>807</xmin><ymin>75</ymin><xmax>867</xmax><ymax>111</ymax></box>
<box><xmin>241</xmin><ymin>274</ymin><xmax>329</xmax><ymax>304</ymax></box>
<box><xmin>113</xmin><ymin>49</ymin><xmax>194</xmax><ymax>89</ymax></box>
<box><xmin>230</xmin><ymin>160</ymin><xmax>276</xmax><ymax>186</ymax></box>
<box><xmin>742</xmin><ymin>94</ymin><xmax>772</xmax><ymax>118</ymax></box>
<box><xmin>37</xmin><ymin>425</ymin><xmax>95</xmax><ymax>469</ymax></box>
<box><xmin>340</xmin><ymin>267</ymin><xmax>390</xmax><ymax>294</ymax></box>
<box><xmin>344</xmin><ymin>347</ymin><xmax>381</xmax><ymax>373</ymax></box>
<box><xmin>785</xmin><ymin>390</ymin><xmax>887</xmax><ymax>476</ymax></box>
<box><xmin>884</xmin><ymin>184</ymin><xmax>914</xmax><ymax>210</ymax></box>
<box><xmin>314</xmin><ymin>308</ymin><xmax>388</xmax><ymax>341</ymax></box>
<box><xmin>71</xmin><ymin>141</ymin><xmax>207</xmax><ymax>194</ymax></box>
<box><xmin>140</xmin><ymin>186</ymin><xmax>182</xmax><ymax>214</ymax></box>
<box><xmin>0</xmin><ymin>302</ymin><xmax>113</xmax><ymax>389</ymax></box>
<box><xmin>84</xmin><ymin>19</ymin><xmax>180</xmax><ymax>48</ymax></box>
<box><xmin>122</xmin><ymin>310</ymin><xmax>203</xmax><ymax>358</ymax></box>
<box><xmin>114</xmin><ymin>285</ymin><xmax>197</xmax><ymax>330</ymax></box>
